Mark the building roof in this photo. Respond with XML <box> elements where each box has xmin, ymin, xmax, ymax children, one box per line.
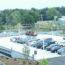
<box><xmin>47</xmin><ymin>56</ymin><xmax>65</xmax><ymax>65</ymax></box>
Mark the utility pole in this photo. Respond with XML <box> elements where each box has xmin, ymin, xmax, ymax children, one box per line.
<box><xmin>18</xmin><ymin>23</ymin><xmax>21</xmax><ymax>37</ymax></box>
<box><xmin>6</xmin><ymin>14</ymin><xmax>8</xmax><ymax>30</ymax></box>
<box><xmin>54</xmin><ymin>16</ymin><xmax>57</xmax><ymax>21</ymax></box>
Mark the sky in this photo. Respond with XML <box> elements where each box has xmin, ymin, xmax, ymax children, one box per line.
<box><xmin>0</xmin><ymin>0</ymin><xmax>65</xmax><ymax>10</ymax></box>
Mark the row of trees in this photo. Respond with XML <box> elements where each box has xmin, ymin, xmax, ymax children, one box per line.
<box><xmin>0</xmin><ymin>9</ymin><xmax>40</xmax><ymax>26</ymax></box>
<box><xmin>0</xmin><ymin>7</ymin><xmax>65</xmax><ymax>26</ymax></box>
<box><xmin>40</xmin><ymin>7</ymin><xmax>64</xmax><ymax>20</ymax></box>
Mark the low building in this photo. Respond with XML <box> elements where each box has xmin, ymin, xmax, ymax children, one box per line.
<box><xmin>58</xmin><ymin>16</ymin><xmax>65</xmax><ymax>25</ymax></box>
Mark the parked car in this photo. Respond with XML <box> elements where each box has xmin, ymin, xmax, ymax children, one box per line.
<box><xmin>46</xmin><ymin>44</ymin><xmax>58</xmax><ymax>51</ymax></box>
<box><xmin>16</xmin><ymin>37</ymin><xmax>29</xmax><ymax>43</ymax></box>
<box><xmin>10</xmin><ymin>37</ymin><xmax>17</xmax><ymax>42</ymax></box>
<box><xmin>31</xmin><ymin>40</ymin><xmax>43</xmax><ymax>49</ymax></box>
<box><xmin>36</xmin><ymin>40</ymin><xmax>43</xmax><ymax>49</ymax></box>
<box><xmin>58</xmin><ymin>42</ymin><xmax>65</xmax><ymax>46</ymax></box>
<box><xmin>28</xmin><ymin>39</ymin><xmax>40</xmax><ymax>46</ymax></box>
<box><xmin>44</xmin><ymin>38</ymin><xmax>53</xmax><ymax>43</ymax></box>
<box><xmin>10</xmin><ymin>37</ymin><xmax>28</xmax><ymax>44</ymax></box>
<box><xmin>25</xmin><ymin>30</ymin><xmax>37</xmax><ymax>36</ymax></box>
<box><xmin>57</xmin><ymin>47</ymin><xmax>65</xmax><ymax>55</ymax></box>
<box><xmin>28</xmin><ymin>38</ymin><xmax>40</xmax><ymax>42</ymax></box>
<box><xmin>51</xmin><ymin>45</ymin><xmax>63</xmax><ymax>53</ymax></box>
<box><xmin>44</xmin><ymin>41</ymin><xmax>55</xmax><ymax>49</ymax></box>
<box><xmin>44</xmin><ymin>38</ymin><xmax>55</xmax><ymax>47</ymax></box>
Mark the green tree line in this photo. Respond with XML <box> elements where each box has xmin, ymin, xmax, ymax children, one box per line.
<box><xmin>0</xmin><ymin>7</ymin><xmax>65</xmax><ymax>26</ymax></box>
<box><xmin>0</xmin><ymin>8</ymin><xmax>40</xmax><ymax>26</ymax></box>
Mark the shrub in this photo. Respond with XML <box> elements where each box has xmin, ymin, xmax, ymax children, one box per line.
<box><xmin>39</xmin><ymin>59</ymin><xmax>48</xmax><ymax>65</ymax></box>
<box><xmin>28</xmin><ymin>62</ymin><xmax>32</xmax><ymax>65</ymax></box>
<box><xmin>0</xmin><ymin>25</ymin><xmax>5</xmax><ymax>30</ymax></box>
<box><xmin>35</xmin><ymin>62</ymin><xmax>39</xmax><ymax>65</ymax></box>
<box><xmin>22</xmin><ymin>60</ymin><xmax>26</xmax><ymax>64</ymax></box>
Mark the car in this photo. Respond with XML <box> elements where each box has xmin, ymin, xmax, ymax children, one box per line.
<box><xmin>10</xmin><ymin>37</ymin><xmax>28</xmax><ymax>44</ymax></box>
<box><xmin>31</xmin><ymin>40</ymin><xmax>43</xmax><ymax>49</ymax></box>
<box><xmin>44</xmin><ymin>38</ymin><xmax>53</xmax><ymax>43</ymax></box>
<box><xmin>58</xmin><ymin>42</ymin><xmax>65</xmax><ymax>46</ymax></box>
<box><xmin>10</xmin><ymin>37</ymin><xmax>17</xmax><ymax>42</ymax></box>
<box><xmin>44</xmin><ymin>41</ymin><xmax>55</xmax><ymax>49</ymax></box>
<box><xmin>46</xmin><ymin>44</ymin><xmax>58</xmax><ymax>51</ymax></box>
<box><xmin>44</xmin><ymin>38</ymin><xmax>55</xmax><ymax>48</ymax></box>
<box><xmin>51</xmin><ymin>45</ymin><xmax>63</xmax><ymax>53</ymax></box>
<box><xmin>57</xmin><ymin>47</ymin><xmax>65</xmax><ymax>55</ymax></box>
<box><xmin>36</xmin><ymin>40</ymin><xmax>43</xmax><ymax>49</ymax></box>
<box><xmin>25</xmin><ymin>30</ymin><xmax>34</xmax><ymax>35</ymax></box>
<box><xmin>16</xmin><ymin>37</ymin><xmax>28</xmax><ymax>43</ymax></box>
<box><xmin>25</xmin><ymin>30</ymin><xmax>37</xmax><ymax>36</ymax></box>
<box><xmin>28</xmin><ymin>38</ymin><xmax>40</xmax><ymax>42</ymax></box>
<box><xmin>28</xmin><ymin>39</ymin><xmax>40</xmax><ymax>46</ymax></box>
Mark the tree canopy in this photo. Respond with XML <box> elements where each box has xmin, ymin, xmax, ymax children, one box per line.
<box><xmin>0</xmin><ymin>7</ymin><xmax>65</xmax><ymax>26</ymax></box>
<box><xmin>46</xmin><ymin>8</ymin><xmax>62</xmax><ymax>20</ymax></box>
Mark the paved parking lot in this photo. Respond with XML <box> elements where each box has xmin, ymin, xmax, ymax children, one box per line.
<box><xmin>48</xmin><ymin>56</ymin><xmax>65</xmax><ymax>65</ymax></box>
<box><xmin>0</xmin><ymin>35</ymin><xmax>61</xmax><ymax>60</ymax></box>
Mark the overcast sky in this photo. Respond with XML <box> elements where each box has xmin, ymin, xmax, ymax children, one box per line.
<box><xmin>0</xmin><ymin>0</ymin><xmax>65</xmax><ymax>10</ymax></box>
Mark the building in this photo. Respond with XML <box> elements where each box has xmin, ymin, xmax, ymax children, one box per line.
<box><xmin>58</xmin><ymin>16</ymin><xmax>65</xmax><ymax>25</ymax></box>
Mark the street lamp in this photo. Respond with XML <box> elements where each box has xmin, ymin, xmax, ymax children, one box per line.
<box><xmin>6</xmin><ymin>14</ymin><xmax>8</xmax><ymax>30</ymax></box>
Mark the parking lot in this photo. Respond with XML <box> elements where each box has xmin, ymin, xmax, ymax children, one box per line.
<box><xmin>0</xmin><ymin>34</ymin><xmax>64</xmax><ymax>60</ymax></box>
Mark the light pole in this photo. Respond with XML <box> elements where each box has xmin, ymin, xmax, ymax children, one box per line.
<box><xmin>18</xmin><ymin>23</ymin><xmax>21</xmax><ymax>37</ymax></box>
<box><xmin>6</xmin><ymin>14</ymin><xmax>8</xmax><ymax>30</ymax></box>
<box><xmin>43</xmin><ymin>40</ymin><xmax>44</xmax><ymax>50</ymax></box>
<box><xmin>54</xmin><ymin>16</ymin><xmax>57</xmax><ymax>21</ymax></box>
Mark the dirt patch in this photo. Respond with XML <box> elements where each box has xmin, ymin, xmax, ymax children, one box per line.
<box><xmin>0</xmin><ymin>56</ymin><xmax>39</xmax><ymax>65</ymax></box>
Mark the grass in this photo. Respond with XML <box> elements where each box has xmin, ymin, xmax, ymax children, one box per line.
<box><xmin>35</xmin><ymin>21</ymin><xmax>65</xmax><ymax>32</ymax></box>
<box><xmin>35</xmin><ymin>21</ymin><xmax>53</xmax><ymax>32</ymax></box>
<box><xmin>2</xmin><ymin>20</ymin><xmax>65</xmax><ymax>32</ymax></box>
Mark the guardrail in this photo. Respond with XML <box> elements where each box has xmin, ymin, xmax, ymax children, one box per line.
<box><xmin>0</xmin><ymin>46</ymin><xmax>12</xmax><ymax>57</ymax></box>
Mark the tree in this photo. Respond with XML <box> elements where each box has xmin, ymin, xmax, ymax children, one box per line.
<box><xmin>29</xmin><ymin>11</ymin><xmax>40</xmax><ymax>23</ymax></box>
<box><xmin>56</xmin><ymin>6</ymin><xmax>65</xmax><ymax>15</ymax></box>
<box><xmin>23</xmin><ymin>14</ymin><xmax>35</xmax><ymax>25</ymax></box>
<box><xmin>0</xmin><ymin>25</ymin><xmax>5</xmax><ymax>30</ymax></box>
<box><xmin>0</xmin><ymin>17</ymin><xmax>3</xmax><ymax>25</ymax></box>
<box><xmin>9</xmin><ymin>11</ymin><xmax>21</xmax><ymax>26</ymax></box>
<box><xmin>31</xmin><ymin>8</ymin><xmax>38</xmax><ymax>11</ymax></box>
<box><xmin>39</xmin><ymin>59</ymin><xmax>48</xmax><ymax>65</ymax></box>
<box><xmin>46</xmin><ymin>8</ymin><xmax>62</xmax><ymax>20</ymax></box>
<box><xmin>40</xmin><ymin>8</ymin><xmax>48</xmax><ymax>20</ymax></box>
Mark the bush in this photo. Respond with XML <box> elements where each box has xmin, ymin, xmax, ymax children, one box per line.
<box><xmin>28</xmin><ymin>62</ymin><xmax>32</xmax><ymax>65</ymax></box>
<box><xmin>0</xmin><ymin>25</ymin><xmax>5</xmax><ymax>30</ymax></box>
<box><xmin>39</xmin><ymin>59</ymin><xmax>48</xmax><ymax>65</ymax></box>
<box><xmin>35</xmin><ymin>62</ymin><xmax>39</xmax><ymax>65</ymax></box>
<box><xmin>22</xmin><ymin>60</ymin><xmax>26</xmax><ymax>64</ymax></box>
